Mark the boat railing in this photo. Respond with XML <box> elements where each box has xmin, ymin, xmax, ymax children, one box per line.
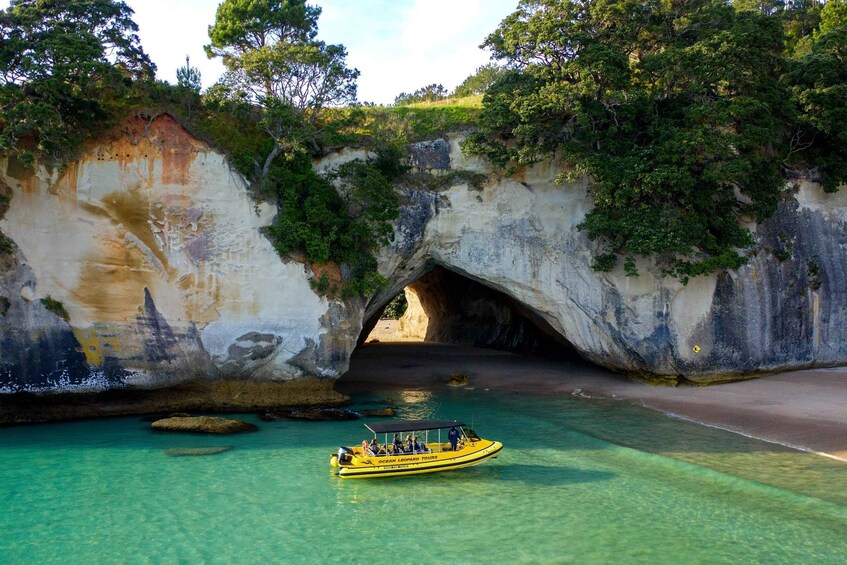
<box><xmin>361</xmin><ymin>441</ymin><xmax>474</xmax><ymax>459</ymax></box>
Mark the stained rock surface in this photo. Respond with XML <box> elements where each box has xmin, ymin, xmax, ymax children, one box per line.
<box><xmin>1</xmin><ymin>114</ymin><xmax>846</xmax><ymax>405</ymax></box>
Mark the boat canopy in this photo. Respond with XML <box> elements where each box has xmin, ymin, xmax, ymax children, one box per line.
<box><xmin>364</xmin><ymin>420</ymin><xmax>466</xmax><ymax>434</ymax></box>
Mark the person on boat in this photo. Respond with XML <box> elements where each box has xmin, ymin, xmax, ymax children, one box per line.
<box><xmin>361</xmin><ymin>440</ymin><xmax>370</xmax><ymax>457</ymax></box>
<box><xmin>448</xmin><ymin>426</ymin><xmax>460</xmax><ymax>451</ymax></box>
<box><xmin>404</xmin><ymin>434</ymin><xmax>414</xmax><ymax>453</ymax></box>
<box><xmin>392</xmin><ymin>433</ymin><xmax>403</xmax><ymax>454</ymax></box>
<box><xmin>413</xmin><ymin>435</ymin><xmax>427</xmax><ymax>453</ymax></box>
<box><xmin>408</xmin><ymin>435</ymin><xmax>424</xmax><ymax>453</ymax></box>
<box><xmin>369</xmin><ymin>438</ymin><xmax>381</xmax><ymax>456</ymax></box>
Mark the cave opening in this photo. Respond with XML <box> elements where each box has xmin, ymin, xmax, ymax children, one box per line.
<box><xmin>360</xmin><ymin>266</ymin><xmax>577</xmax><ymax>355</ymax></box>
<box><xmin>339</xmin><ymin>265</ymin><xmax>591</xmax><ymax>391</ymax></box>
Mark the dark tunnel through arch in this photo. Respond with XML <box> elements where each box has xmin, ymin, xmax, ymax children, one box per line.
<box><xmin>357</xmin><ymin>265</ymin><xmax>582</xmax><ymax>359</ymax></box>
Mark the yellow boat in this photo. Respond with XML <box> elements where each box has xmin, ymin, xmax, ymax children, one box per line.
<box><xmin>330</xmin><ymin>419</ymin><xmax>503</xmax><ymax>479</ymax></box>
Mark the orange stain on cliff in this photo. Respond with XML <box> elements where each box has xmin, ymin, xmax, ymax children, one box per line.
<box><xmin>72</xmin><ymin>234</ymin><xmax>157</xmax><ymax>322</ymax></box>
<box><xmin>79</xmin><ymin>189</ymin><xmax>171</xmax><ymax>274</ymax></box>
<box><xmin>161</xmin><ymin>148</ymin><xmax>195</xmax><ymax>186</ymax></box>
<box><xmin>53</xmin><ymin>161</ymin><xmax>79</xmax><ymax>195</ymax></box>
<box><xmin>176</xmin><ymin>270</ymin><xmax>224</xmax><ymax>323</ymax></box>
<box><xmin>310</xmin><ymin>261</ymin><xmax>343</xmax><ymax>288</ymax></box>
<box><xmin>82</xmin><ymin>114</ymin><xmax>204</xmax><ymax>186</ymax></box>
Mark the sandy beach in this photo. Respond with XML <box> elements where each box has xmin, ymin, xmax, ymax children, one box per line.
<box><xmin>338</xmin><ymin>341</ymin><xmax>847</xmax><ymax>462</ymax></box>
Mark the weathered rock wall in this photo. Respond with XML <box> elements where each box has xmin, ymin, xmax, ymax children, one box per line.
<box><xmin>1</xmin><ymin>117</ymin><xmax>846</xmax><ymax>398</ymax></box>
<box><xmin>0</xmin><ymin>115</ymin><xmax>350</xmax><ymax>394</ymax></box>
<box><xmin>366</xmin><ymin>135</ymin><xmax>847</xmax><ymax>382</ymax></box>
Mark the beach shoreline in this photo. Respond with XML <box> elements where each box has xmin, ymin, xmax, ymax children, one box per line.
<box><xmin>338</xmin><ymin>342</ymin><xmax>847</xmax><ymax>462</ymax></box>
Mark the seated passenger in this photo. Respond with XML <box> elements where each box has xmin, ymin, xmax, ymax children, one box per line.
<box><xmin>392</xmin><ymin>433</ymin><xmax>403</xmax><ymax>454</ymax></box>
<box><xmin>361</xmin><ymin>440</ymin><xmax>370</xmax><ymax>457</ymax></box>
<box><xmin>369</xmin><ymin>438</ymin><xmax>381</xmax><ymax>456</ymax></box>
<box><xmin>412</xmin><ymin>435</ymin><xmax>424</xmax><ymax>453</ymax></box>
<box><xmin>404</xmin><ymin>434</ymin><xmax>414</xmax><ymax>453</ymax></box>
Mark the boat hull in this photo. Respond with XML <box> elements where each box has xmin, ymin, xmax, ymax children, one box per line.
<box><xmin>335</xmin><ymin>440</ymin><xmax>503</xmax><ymax>479</ymax></box>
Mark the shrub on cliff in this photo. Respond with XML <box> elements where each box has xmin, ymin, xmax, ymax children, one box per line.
<box><xmin>266</xmin><ymin>144</ymin><xmax>403</xmax><ymax>298</ymax></box>
<box><xmin>203</xmin><ymin>1</ymin><xmax>403</xmax><ymax>297</ymax></box>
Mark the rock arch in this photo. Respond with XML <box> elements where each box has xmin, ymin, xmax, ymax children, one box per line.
<box><xmin>359</xmin><ymin>265</ymin><xmax>577</xmax><ymax>356</ymax></box>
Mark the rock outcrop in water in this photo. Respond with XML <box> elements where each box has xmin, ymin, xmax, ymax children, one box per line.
<box><xmin>151</xmin><ymin>416</ymin><xmax>257</xmax><ymax>434</ymax></box>
<box><xmin>1</xmin><ymin>114</ymin><xmax>846</xmax><ymax>404</ymax></box>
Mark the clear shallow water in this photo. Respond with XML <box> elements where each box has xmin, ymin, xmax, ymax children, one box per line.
<box><xmin>1</xmin><ymin>389</ymin><xmax>845</xmax><ymax>564</ymax></box>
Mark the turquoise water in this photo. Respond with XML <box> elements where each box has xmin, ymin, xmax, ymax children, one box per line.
<box><xmin>1</xmin><ymin>389</ymin><xmax>846</xmax><ymax>564</ymax></box>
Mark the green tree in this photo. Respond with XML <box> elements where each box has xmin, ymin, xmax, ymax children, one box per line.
<box><xmin>176</xmin><ymin>55</ymin><xmax>202</xmax><ymax>119</ymax></box>
<box><xmin>382</xmin><ymin>292</ymin><xmax>407</xmax><ymax>319</ymax></box>
<box><xmin>819</xmin><ymin>0</ymin><xmax>847</xmax><ymax>34</ymax></box>
<box><xmin>394</xmin><ymin>83</ymin><xmax>448</xmax><ymax>106</ymax></box>
<box><xmin>206</xmin><ymin>0</ymin><xmax>359</xmax><ymax>176</ymax></box>
<box><xmin>452</xmin><ymin>64</ymin><xmax>507</xmax><ymax>98</ymax></box>
<box><xmin>176</xmin><ymin>56</ymin><xmax>201</xmax><ymax>93</ymax></box>
<box><xmin>782</xmin><ymin>0</ymin><xmax>826</xmax><ymax>55</ymax></box>
<box><xmin>733</xmin><ymin>0</ymin><xmax>785</xmax><ymax>16</ymax></box>
<box><xmin>787</xmin><ymin>19</ymin><xmax>847</xmax><ymax>189</ymax></box>
<box><xmin>467</xmin><ymin>0</ymin><xmax>791</xmax><ymax>280</ymax></box>
<box><xmin>266</xmin><ymin>147</ymin><xmax>402</xmax><ymax>297</ymax></box>
<box><xmin>0</xmin><ymin>0</ymin><xmax>154</xmax><ymax>164</ymax></box>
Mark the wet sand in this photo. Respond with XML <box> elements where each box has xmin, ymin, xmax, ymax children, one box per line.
<box><xmin>338</xmin><ymin>342</ymin><xmax>847</xmax><ymax>462</ymax></box>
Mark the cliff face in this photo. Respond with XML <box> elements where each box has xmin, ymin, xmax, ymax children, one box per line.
<box><xmin>365</xmin><ymin>137</ymin><xmax>847</xmax><ymax>382</ymax></box>
<box><xmin>1</xmin><ymin>117</ymin><xmax>846</xmax><ymax>395</ymax></box>
<box><xmin>0</xmin><ymin>116</ymin><xmax>345</xmax><ymax>393</ymax></box>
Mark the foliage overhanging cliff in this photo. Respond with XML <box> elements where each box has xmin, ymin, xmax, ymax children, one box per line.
<box><xmin>1</xmin><ymin>0</ymin><xmax>846</xmax><ymax>287</ymax></box>
<box><xmin>463</xmin><ymin>0</ymin><xmax>847</xmax><ymax>281</ymax></box>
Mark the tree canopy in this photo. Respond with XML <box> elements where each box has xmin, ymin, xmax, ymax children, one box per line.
<box><xmin>206</xmin><ymin>0</ymin><xmax>359</xmax><ymax>175</ymax></box>
<box><xmin>206</xmin><ymin>0</ymin><xmax>357</xmax><ymax>114</ymax></box>
<box><xmin>0</xmin><ymin>0</ymin><xmax>154</xmax><ymax>164</ymax></box>
<box><xmin>465</xmin><ymin>0</ymin><xmax>847</xmax><ymax>280</ymax></box>
<box><xmin>452</xmin><ymin>64</ymin><xmax>507</xmax><ymax>98</ymax></box>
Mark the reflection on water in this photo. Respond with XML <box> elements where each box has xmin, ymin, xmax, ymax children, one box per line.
<box><xmin>1</xmin><ymin>389</ymin><xmax>845</xmax><ymax>563</ymax></box>
<box><xmin>398</xmin><ymin>389</ymin><xmax>433</xmax><ymax>404</ymax></box>
<box><xmin>395</xmin><ymin>389</ymin><xmax>436</xmax><ymax>421</ymax></box>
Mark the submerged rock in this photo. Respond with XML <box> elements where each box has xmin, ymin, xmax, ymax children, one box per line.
<box><xmin>164</xmin><ymin>446</ymin><xmax>234</xmax><ymax>457</ymax></box>
<box><xmin>448</xmin><ymin>373</ymin><xmax>470</xmax><ymax>387</ymax></box>
<box><xmin>360</xmin><ymin>408</ymin><xmax>396</xmax><ymax>417</ymax></box>
<box><xmin>151</xmin><ymin>416</ymin><xmax>258</xmax><ymax>434</ymax></box>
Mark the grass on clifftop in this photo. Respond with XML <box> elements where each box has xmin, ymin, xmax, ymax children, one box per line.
<box><xmin>318</xmin><ymin>95</ymin><xmax>483</xmax><ymax>149</ymax></box>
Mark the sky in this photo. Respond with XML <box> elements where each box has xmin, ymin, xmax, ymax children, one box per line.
<box><xmin>0</xmin><ymin>0</ymin><xmax>520</xmax><ymax>104</ymax></box>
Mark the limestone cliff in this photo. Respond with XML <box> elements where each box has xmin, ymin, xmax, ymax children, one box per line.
<box><xmin>1</xmin><ymin>116</ymin><xmax>846</xmax><ymax>399</ymax></box>
<box><xmin>0</xmin><ymin>115</ymin><xmax>343</xmax><ymax>394</ymax></box>
<box><xmin>364</xmin><ymin>136</ymin><xmax>847</xmax><ymax>382</ymax></box>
